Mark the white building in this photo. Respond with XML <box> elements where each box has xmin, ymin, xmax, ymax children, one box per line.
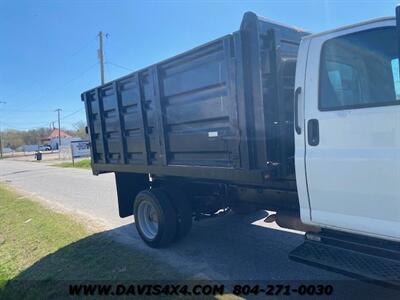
<box><xmin>41</xmin><ymin>129</ymin><xmax>81</xmax><ymax>150</ymax></box>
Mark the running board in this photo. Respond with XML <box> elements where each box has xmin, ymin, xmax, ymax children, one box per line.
<box><xmin>289</xmin><ymin>230</ymin><xmax>400</xmax><ymax>287</ymax></box>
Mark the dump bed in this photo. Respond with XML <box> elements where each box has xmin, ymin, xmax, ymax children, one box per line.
<box><xmin>82</xmin><ymin>12</ymin><xmax>308</xmax><ymax>189</ymax></box>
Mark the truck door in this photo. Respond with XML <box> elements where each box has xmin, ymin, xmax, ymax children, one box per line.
<box><xmin>299</xmin><ymin>19</ymin><xmax>400</xmax><ymax>241</ymax></box>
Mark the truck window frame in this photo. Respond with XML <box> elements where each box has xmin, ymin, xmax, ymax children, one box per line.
<box><xmin>318</xmin><ymin>26</ymin><xmax>400</xmax><ymax>111</ymax></box>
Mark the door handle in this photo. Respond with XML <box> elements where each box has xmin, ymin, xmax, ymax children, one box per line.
<box><xmin>294</xmin><ymin>87</ymin><xmax>302</xmax><ymax>134</ymax></box>
<box><xmin>307</xmin><ymin>119</ymin><xmax>319</xmax><ymax>146</ymax></box>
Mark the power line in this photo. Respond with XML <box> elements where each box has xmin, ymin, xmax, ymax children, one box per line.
<box><xmin>2</xmin><ymin>35</ymin><xmax>98</xmax><ymax>102</ymax></box>
<box><xmin>1</xmin><ymin>120</ymin><xmax>50</xmax><ymax>125</ymax></box>
<box><xmin>69</xmin><ymin>36</ymin><xmax>97</xmax><ymax>58</ymax></box>
<box><xmin>100</xmin><ymin>32</ymin><xmax>135</xmax><ymax>74</ymax></box>
<box><xmin>2</xmin><ymin>108</ymin><xmax>85</xmax><ymax>119</ymax></box>
<box><xmin>1</xmin><ymin>121</ymin><xmax>51</xmax><ymax>130</ymax></box>
<box><xmin>2</xmin><ymin>33</ymin><xmax>102</xmax><ymax>131</ymax></box>
<box><xmin>61</xmin><ymin>107</ymin><xmax>84</xmax><ymax>120</ymax></box>
<box><xmin>3</xmin><ymin>109</ymin><xmax>59</xmax><ymax>113</ymax></box>
<box><xmin>2</xmin><ymin>106</ymin><xmax>85</xmax><ymax>129</ymax></box>
<box><xmin>106</xmin><ymin>61</ymin><xmax>134</xmax><ymax>72</ymax></box>
<box><xmin>14</xmin><ymin>62</ymin><xmax>99</xmax><ymax>111</ymax></box>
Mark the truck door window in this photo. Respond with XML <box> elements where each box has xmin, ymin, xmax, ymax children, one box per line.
<box><xmin>319</xmin><ymin>26</ymin><xmax>400</xmax><ymax>110</ymax></box>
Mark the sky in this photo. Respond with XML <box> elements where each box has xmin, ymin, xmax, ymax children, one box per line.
<box><xmin>0</xmin><ymin>0</ymin><xmax>398</xmax><ymax>130</ymax></box>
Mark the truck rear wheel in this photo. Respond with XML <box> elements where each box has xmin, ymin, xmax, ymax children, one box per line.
<box><xmin>134</xmin><ymin>189</ymin><xmax>177</xmax><ymax>248</ymax></box>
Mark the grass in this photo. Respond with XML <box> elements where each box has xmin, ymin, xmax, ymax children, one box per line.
<box><xmin>53</xmin><ymin>158</ymin><xmax>91</xmax><ymax>169</ymax></box>
<box><xmin>0</xmin><ymin>184</ymin><xmax>184</xmax><ymax>299</ymax></box>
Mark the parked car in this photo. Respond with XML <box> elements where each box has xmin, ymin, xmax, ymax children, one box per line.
<box><xmin>39</xmin><ymin>145</ymin><xmax>52</xmax><ymax>151</ymax></box>
<box><xmin>2</xmin><ymin>147</ymin><xmax>14</xmax><ymax>154</ymax></box>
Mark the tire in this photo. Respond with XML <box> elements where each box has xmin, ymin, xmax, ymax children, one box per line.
<box><xmin>230</xmin><ymin>203</ymin><xmax>260</xmax><ymax>215</ymax></box>
<box><xmin>133</xmin><ymin>189</ymin><xmax>177</xmax><ymax>248</ymax></box>
<box><xmin>162</xmin><ymin>187</ymin><xmax>193</xmax><ymax>241</ymax></box>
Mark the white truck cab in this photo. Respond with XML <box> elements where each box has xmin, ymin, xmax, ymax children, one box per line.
<box><xmin>295</xmin><ymin>17</ymin><xmax>400</xmax><ymax>242</ymax></box>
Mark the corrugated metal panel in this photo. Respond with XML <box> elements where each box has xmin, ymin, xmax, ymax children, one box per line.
<box><xmin>158</xmin><ymin>37</ymin><xmax>239</xmax><ymax>167</ymax></box>
<box><xmin>82</xmin><ymin>11</ymin><xmax>308</xmax><ymax>187</ymax></box>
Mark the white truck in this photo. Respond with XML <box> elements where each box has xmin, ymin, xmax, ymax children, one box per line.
<box><xmin>292</xmin><ymin>10</ymin><xmax>400</xmax><ymax>284</ymax></box>
<box><xmin>82</xmin><ymin>7</ymin><xmax>400</xmax><ymax>284</ymax></box>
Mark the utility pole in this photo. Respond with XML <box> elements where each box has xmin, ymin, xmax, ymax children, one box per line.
<box><xmin>55</xmin><ymin>108</ymin><xmax>62</xmax><ymax>149</ymax></box>
<box><xmin>98</xmin><ymin>31</ymin><xmax>105</xmax><ymax>85</ymax></box>
<box><xmin>0</xmin><ymin>101</ymin><xmax>6</xmax><ymax>159</ymax></box>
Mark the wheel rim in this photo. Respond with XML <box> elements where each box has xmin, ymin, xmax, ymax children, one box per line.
<box><xmin>137</xmin><ymin>200</ymin><xmax>159</xmax><ymax>240</ymax></box>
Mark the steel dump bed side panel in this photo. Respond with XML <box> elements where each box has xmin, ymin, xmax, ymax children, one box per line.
<box><xmin>82</xmin><ymin>12</ymin><xmax>308</xmax><ymax>189</ymax></box>
<box><xmin>84</xmin><ymin>36</ymin><xmax>238</xmax><ymax>166</ymax></box>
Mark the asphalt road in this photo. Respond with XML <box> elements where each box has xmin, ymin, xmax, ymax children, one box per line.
<box><xmin>0</xmin><ymin>159</ymin><xmax>398</xmax><ymax>298</ymax></box>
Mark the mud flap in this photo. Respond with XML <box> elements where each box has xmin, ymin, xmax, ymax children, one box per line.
<box><xmin>115</xmin><ymin>172</ymin><xmax>149</xmax><ymax>218</ymax></box>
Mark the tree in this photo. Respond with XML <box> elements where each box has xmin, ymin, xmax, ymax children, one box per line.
<box><xmin>72</xmin><ymin>121</ymin><xmax>88</xmax><ymax>139</ymax></box>
<box><xmin>2</xmin><ymin>127</ymin><xmax>51</xmax><ymax>149</ymax></box>
<box><xmin>1</xmin><ymin>121</ymin><xmax>89</xmax><ymax>150</ymax></box>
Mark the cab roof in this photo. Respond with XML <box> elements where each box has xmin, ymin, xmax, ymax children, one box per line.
<box><xmin>302</xmin><ymin>16</ymin><xmax>395</xmax><ymax>40</ymax></box>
